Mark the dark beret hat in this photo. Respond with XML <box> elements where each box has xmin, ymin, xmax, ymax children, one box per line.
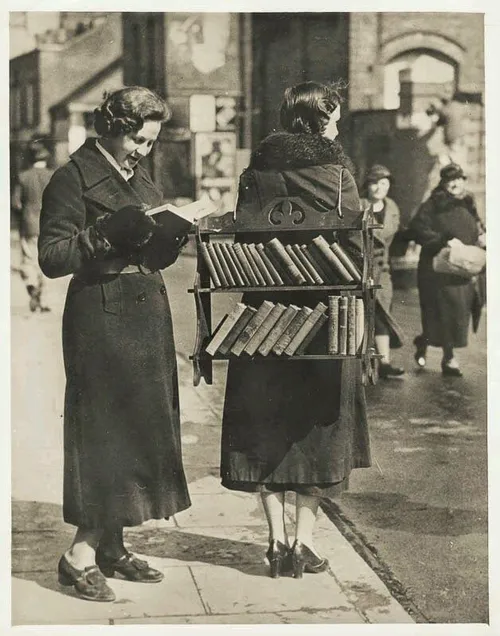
<box><xmin>364</xmin><ymin>164</ymin><xmax>392</xmax><ymax>184</ymax></box>
<box><xmin>440</xmin><ymin>163</ymin><xmax>466</xmax><ymax>183</ymax></box>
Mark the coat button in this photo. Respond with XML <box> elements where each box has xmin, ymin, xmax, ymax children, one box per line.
<box><xmin>137</xmin><ymin>292</ymin><xmax>146</xmax><ymax>302</ymax></box>
<box><xmin>160</xmin><ymin>285</ymin><xmax>166</xmax><ymax>295</ymax></box>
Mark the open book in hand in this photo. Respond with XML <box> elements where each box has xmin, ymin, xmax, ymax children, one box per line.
<box><xmin>145</xmin><ymin>197</ymin><xmax>221</xmax><ymax>225</ymax></box>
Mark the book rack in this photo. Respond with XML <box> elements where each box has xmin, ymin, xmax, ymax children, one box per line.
<box><xmin>188</xmin><ymin>200</ymin><xmax>381</xmax><ymax>387</ymax></box>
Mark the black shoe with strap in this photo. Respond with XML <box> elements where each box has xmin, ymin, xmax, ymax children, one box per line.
<box><xmin>265</xmin><ymin>540</ymin><xmax>292</xmax><ymax>578</ymax></box>
<box><xmin>441</xmin><ymin>361</ymin><xmax>463</xmax><ymax>377</ymax></box>
<box><xmin>58</xmin><ymin>555</ymin><xmax>115</xmax><ymax>602</ymax></box>
<box><xmin>96</xmin><ymin>549</ymin><xmax>164</xmax><ymax>583</ymax></box>
<box><xmin>291</xmin><ymin>540</ymin><xmax>329</xmax><ymax>579</ymax></box>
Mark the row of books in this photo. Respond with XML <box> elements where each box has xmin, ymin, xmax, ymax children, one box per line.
<box><xmin>200</xmin><ymin>235</ymin><xmax>362</xmax><ymax>288</ymax></box>
<box><xmin>205</xmin><ymin>295</ymin><xmax>365</xmax><ymax>358</ymax></box>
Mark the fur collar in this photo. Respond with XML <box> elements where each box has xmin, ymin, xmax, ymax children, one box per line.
<box><xmin>249</xmin><ymin>132</ymin><xmax>355</xmax><ymax>174</ymax></box>
<box><xmin>430</xmin><ymin>185</ymin><xmax>478</xmax><ymax>219</ymax></box>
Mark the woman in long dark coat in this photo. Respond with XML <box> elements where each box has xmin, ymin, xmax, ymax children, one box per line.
<box><xmin>39</xmin><ymin>87</ymin><xmax>192</xmax><ymax>602</ymax></box>
<box><xmin>220</xmin><ymin>82</ymin><xmax>371</xmax><ymax>579</ymax></box>
<box><xmin>410</xmin><ymin>163</ymin><xmax>486</xmax><ymax>376</ymax></box>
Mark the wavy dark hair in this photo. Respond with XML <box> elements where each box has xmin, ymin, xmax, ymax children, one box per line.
<box><xmin>280</xmin><ymin>80</ymin><xmax>346</xmax><ymax>135</ymax></box>
<box><xmin>93</xmin><ymin>86</ymin><xmax>171</xmax><ymax>138</ymax></box>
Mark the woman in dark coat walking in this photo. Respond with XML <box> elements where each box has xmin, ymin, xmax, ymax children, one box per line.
<box><xmin>409</xmin><ymin>163</ymin><xmax>486</xmax><ymax>376</ymax></box>
<box><xmin>39</xmin><ymin>87</ymin><xmax>193</xmax><ymax>602</ymax></box>
<box><xmin>220</xmin><ymin>82</ymin><xmax>371</xmax><ymax>579</ymax></box>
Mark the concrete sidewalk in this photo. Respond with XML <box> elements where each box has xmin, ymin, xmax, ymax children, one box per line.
<box><xmin>11</xmin><ymin>262</ymin><xmax>415</xmax><ymax>626</ymax></box>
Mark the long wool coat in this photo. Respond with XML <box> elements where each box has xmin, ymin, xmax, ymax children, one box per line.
<box><xmin>409</xmin><ymin>186</ymin><xmax>483</xmax><ymax>349</ymax></box>
<box><xmin>220</xmin><ymin>133</ymin><xmax>371</xmax><ymax>495</ymax></box>
<box><xmin>38</xmin><ymin>139</ymin><xmax>191</xmax><ymax>529</ymax></box>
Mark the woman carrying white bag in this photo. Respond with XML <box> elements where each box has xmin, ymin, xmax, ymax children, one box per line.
<box><xmin>409</xmin><ymin>163</ymin><xmax>486</xmax><ymax>377</ymax></box>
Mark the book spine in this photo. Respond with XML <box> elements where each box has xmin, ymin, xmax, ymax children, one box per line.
<box><xmin>355</xmin><ymin>298</ymin><xmax>365</xmax><ymax>352</ymax></box>
<box><xmin>213</xmin><ymin>242</ymin><xmax>235</xmax><ymax>287</ymax></box>
<box><xmin>295</xmin><ymin>312</ymin><xmax>328</xmax><ymax>355</ymax></box>
<box><xmin>248</xmin><ymin>243</ymin><xmax>275</xmax><ymax>286</ymax></box>
<box><xmin>284</xmin><ymin>302</ymin><xmax>328</xmax><ymax>356</ymax></box>
<box><xmin>200</xmin><ymin>241</ymin><xmax>221</xmax><ymax>288</ymax></box>
<box><xmin>206</xmin><ymin>242</ymin><xmax>229</xmax><ymax>287</ymax></box>
<box><xmin>242</xmin><ymin>243</ymin><xmax>265</xmax><ymax>286</ymax></box>
<box><xmin>347</xmin><ymin>295</ymin><xmax>357</xmax><ymax>355</ymax></box>
<box><xmin>205</xmin><ymin>303</ymin><xmax>247</xmax><ymax>356</ymax></box>
<box><xmin>258</xmin><ymin>305</ymin><xmax>300</xmax><ymax>356</ymax></box>
<box><xmin>244</xmin><ymin>303</ymin><xmax>287</xmax><ymax>356</ymax></box>
<box><xmin>338</xmin><ymin>296</ymin><xmax>348</xmax><ymax>355</ymax></box>
<box><xmin>218</xmin><ymin>307</ymin><xmax>257</xmax><ymax>355</ymax></box>
<box><xmin>304</xmin><ymin>245</ymin><xmax>334</xmax><ymax>283</ymax></box>
<box><xmin>263</xmin><ymin>246</ymin><xmax>294</xmax><ymax>285</ymax></box>
<box><xmin>233</xmin><ymin>243</ymin><xmax>259</xmax><ymax>286</ymax></box>
<box><xmin>311</xmin><ymin>235</ymin><xmax>354</xmax><ymax>283</ymax></box>
<box><xmin>293</xmin><ymin>244</ymin><xmax>324</xmax><ymax>284</ymax></box>
<box><xmin>272</xmin><ymin>306</ymin><xmax>313</xmax><ymax>356</ymax></box>
<box><xmin>331</xmin><ymin>242</ymin><xmax>362</xmax><ymax>282</ymax></box>
<box><xmin>226</xmin><ymin>243</ymin><xmax>250</xmax><ymax>286</ymax></box>
<box><xmin>285</xmin><ymin>244</ymin><xmax>316</xmax><ymax>284</ymax></box>
<box><xmin>328</xmin><ymin>296</ymin><xmax>339</xmax><ymax>354</ymax></box>
<box><xmin>231</xmin><ymin>301</ymin><xmax>275</xmax><ymax>356</ymax></box>
<box><xmin>256</xmin><ymin>243</ymin><xmax>284</xmax><ymax>285</ymax></box>
<box><xmin>220</xmin><ymin>242</ymin><xmax>245</xmax><ymax>287</ymax></box>
<box><xmin>267</xmin><ymin>238</ymin><xmax>307</xmax><ymax>285</ymax></box>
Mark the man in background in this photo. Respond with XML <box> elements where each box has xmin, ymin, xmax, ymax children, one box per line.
<box><xmin>11</xmin><ymin>141</ymin><xmax>54</xmax><ymax>312</ymax></box>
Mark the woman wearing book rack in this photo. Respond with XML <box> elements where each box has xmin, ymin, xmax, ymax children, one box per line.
<box><xmin>220</xmin><ymin>81</ymin><xmax>371</xmax><ymax>579</ymax></box>
<box><xmin>38</xmin><ymin>87</ymin><xmax>196</xmax><ymax>602</ymax></box>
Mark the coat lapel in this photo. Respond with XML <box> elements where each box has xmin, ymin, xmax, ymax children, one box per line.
<box><xmin>70</xmin><ymin>139</ymin><xmax>162</xmax><ymax>213</ymax></box>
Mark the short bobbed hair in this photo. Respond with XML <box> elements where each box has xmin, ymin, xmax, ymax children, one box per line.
<box><xmin>93</xmin><ymin>86</ymin><xmax>171</xmax><ymax>138</ymax></box>
<box><xmin>280</xmin><ymin>80</ymin><xmax>345</xmax><ymax>135</ymax></box>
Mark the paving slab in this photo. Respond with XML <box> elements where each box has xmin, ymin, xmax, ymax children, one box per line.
<box><xmin>12</xmin><ymin>565</ymin><xmax>204</xmax><ymax>625</ymax></box>
<box><xmin>174</xmin><ymin>492</ymin><xmax>265</xmax><ymax>528</ymax></box>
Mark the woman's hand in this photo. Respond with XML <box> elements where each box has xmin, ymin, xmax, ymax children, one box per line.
<box><xmin>96</xmin><ymin>206</ymin><xmax>157</xmax><ymax>252</ymax></box>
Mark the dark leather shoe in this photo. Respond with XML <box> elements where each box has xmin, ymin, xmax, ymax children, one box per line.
<box><xmin>96</xmin><ymin>550</ymin><xmax>164</xmax><ymax>583</ymax></box>
<box><xmin>291</xmin><ymin>540</ymin><xmax>329</xmax><ymax>579</ymax></box>
<box><xmin>58</xmin><ymin>555</ymin><xmax>115</xmax><ymax>602</ymax></box>
<box><xmin>379</xmin><ymin>363</ymin><xmax>405</xmax><ymax>379</ymax></box>
<box><xmin>441</xmin><ymin>362</ymin><xmax>463</xmax><ymax>377</ymax></box>
<box><xmin>265</xmin><ymin>540</ymin><xmax>292</xmax><ymax>578</ymax></box>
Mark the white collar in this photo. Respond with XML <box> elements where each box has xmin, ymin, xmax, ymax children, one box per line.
<box><xmin>95</xmin><ymin>140</ymin><xmax>134</xmax><ymax>181</ymax></box>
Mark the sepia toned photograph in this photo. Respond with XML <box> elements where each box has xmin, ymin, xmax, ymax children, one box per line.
<box><xmin>9</xmin><ymin>8</ymin><xmax>490</xmax><ymax>629</ymax></box>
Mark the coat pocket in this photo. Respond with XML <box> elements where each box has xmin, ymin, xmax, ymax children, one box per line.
<box><xmin>100</xmin><ymin>278</ymin><xmax>122</xmax><ymax>315</ymax></box>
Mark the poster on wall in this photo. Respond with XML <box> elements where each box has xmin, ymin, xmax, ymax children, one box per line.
<box><xmin>215</xmin><ymin>96</ymin><xmax>237</xmax><ymax>131</ymax></box>
<box><xmin>166</xmin><ymin>13</ymin><xmax>240</xmax><ymax>93</ymax></box>
<box><xmin>195</xmin><ymin>132</ymin><xmax>238</xmax><ymax>214</ymax></box>
<box><xmin>197</xmin><ymin>178</ymin><xmax>236</xmax><ymax>215</ymax></box>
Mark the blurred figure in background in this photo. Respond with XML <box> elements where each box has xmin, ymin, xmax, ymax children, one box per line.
<box><xmin>361</xmin><ymin>165</ymin><xmax>405</xmax><ymax>379</ymax></box>
<box><xmin>11</xmin><ymin>141</ymin><xmax>54</xmax><ymax>312</ymax></box>
<box><xmin>410</xmin><ymin>163</ymin><xmax>485</xmax><ymax>377</ymax></box>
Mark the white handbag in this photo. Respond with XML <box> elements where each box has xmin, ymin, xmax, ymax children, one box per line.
<box><xmin>433</xmin><ymin>238</ymin><xmax>486</xmax><ymax>278</ymax></box>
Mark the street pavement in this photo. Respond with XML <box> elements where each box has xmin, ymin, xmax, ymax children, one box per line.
<box><xmin>10</xmin><ymin>243</ymin><xmax>414</xmax><ymax>626</ymax></box>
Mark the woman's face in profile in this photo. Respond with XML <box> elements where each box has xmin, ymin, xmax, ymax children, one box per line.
<box><xmin>367</xmin><ymin>177</ymin><xmax>391</xmax><ymax>202</ymax></box>
<box><xmin>322</xmin><ymin>106</ymin><xmax>341</xmax><ymax>141</ymax></box>
<box><xmin>107</xmin><ymin>120</ymin><xmax>162</xmax><ymax>170</ymax></box>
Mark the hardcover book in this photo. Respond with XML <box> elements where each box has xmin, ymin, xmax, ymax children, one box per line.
<box><xmin>220</xmin><ymin>242</ymin><xmax>245</xmax><ymax>287</ymax></box>
<box><xmin>293</xmin><ymin>244</ymin><xmax>324</xmax><ymax>285</ymax></box>
<box><xmin>205</xmin><ymin>303</ymin><xmax>249</xmax><ymax>356</ymax></box>
<box><xmin>295</xmin><ymin>312</ymin><xmax>328</xmax><ymax>355</ymax></box>
<box><xmin>263</xmin><ymin>246</ymin><xmax>294</xmax><ymax>285</ymax></box>
<box><xmin>338</xmin><ymin>296</ymin><xmax>348</xmax><ymax>355</ymax></box>
<box><xmin>217</xmin><ymin>306</ymin><xmax>258</xmax><ymax>355</ymax></box>
<box><xmin>242</xmin><ymin>243</ymin><xmax>266</xmax><ymax>286</ymax></box>
<box><xmin>226</xmin><ymin>243</ymin><xmax>250</xmax><ymax>286</ymax></box>
<box><xmin>207</xmin><ymin>242</ymin><xmax>229</xmax><ymax>287</ymax></box>
<box><xmin>233</xmin><ymin>243</ymin><xmax>260</xmax><ymax>286</ymax></box>
<box><xmin>328</xmin><ymin>295</ymin><xmax>340</xmax><ymax>354</ymax></box>
<box><xmin>213</xmin><ymin>242</ymin><xmax>236</xmax><ymax>287</ymax></box>
<box><xmin>312</xmin><ymin>235</ymin><xmax>354</xmax><ymax>283</ymax></box>
<box><xmin>244</xmin><ymin>303</ymin><xmax>288</xmax><ymax>356</ymax></box>
<box><xmin>200</xmin><ymin>241</ymin><xmax>221</xmax><ymax>288</ymax></box>
<box><xmin>258</xmin><ymin>304</ymin><xmax>300</xmax><ymax>356</ymax></box>
<box><xmin>331</xmin><ymin>242</ymin><xmax>362</xmax><ymax>282</ymax></box>
<box><xmin>272</xmin><ymin>306</ymin><xmax>314</xmax><ymax>356</ymax></box>
<box><xmin>248</xmin><ymin>243</ymin><xmax>275</xmax><ymax>286</ymax></box>
<box><xmin>267</xmin><ymin>237</ymin><xmax>307</xmax><ymax>285</ymax></box>
<box><xmin>283</xmin><ymin>302</ymin><xmax>328</xmax><ymax>356</ymax></box>
<box><xmin>304</xmin><ymin>245</ymin><xmax>334</xmax><ymax>283</ymax></box>
<box><xmin>256</xmin><ymin>243</ymin><xmax>285</xmax><ymax>285</ymax></box>
<box><xmin>347</xmin><ymin>295</ymin><xmax>357</xmax><ymax>355</ymax></box>
<box><xmin>355</xmin><ymin>298</ymin><xmax>365</xmax><ymax>352</ymax></box>
<box><xmin>231</xmin><ymin>301</ymin><xmax>276</xmax><ymax>356</ymax></box>
<box><xmin>285</xmin><ymin>244</ymin><xmax>316</xmax><ymax>284</ymax></box>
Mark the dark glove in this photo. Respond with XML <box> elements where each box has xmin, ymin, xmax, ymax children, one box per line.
<box><xmin>140</xmin><ymin>224</ymin><xmax>190</xmax><ymax>271</ymax></box>
<box><xmin>95</xmin><ymin>205</ymin><xmax>156</xmax><ymax>253</ymax></box>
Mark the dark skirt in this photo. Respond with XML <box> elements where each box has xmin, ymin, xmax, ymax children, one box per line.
<box><xmin>220</xmin><ymin>304</ymin><xmax>371</xmax><ymax>496</ymax></box>
<box><xmin>417</xmin><ymin>263</ymin><xmax>476</xmax><ymax>349</ymax></box>
<box><xmin>62</xmin><ymin>272</ymin><xmax>191</xmax><ymax>528</ymax></box>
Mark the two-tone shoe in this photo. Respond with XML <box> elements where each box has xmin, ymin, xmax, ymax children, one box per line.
<box><xmin>57</xmin><ymin>555</ymin><xmax>115</xmax><ymax>602</ymax></box>
<box><xmin>96</xmin><ymin>549</ymin><xmax>164</xmax><ymax>583</ymax></box>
